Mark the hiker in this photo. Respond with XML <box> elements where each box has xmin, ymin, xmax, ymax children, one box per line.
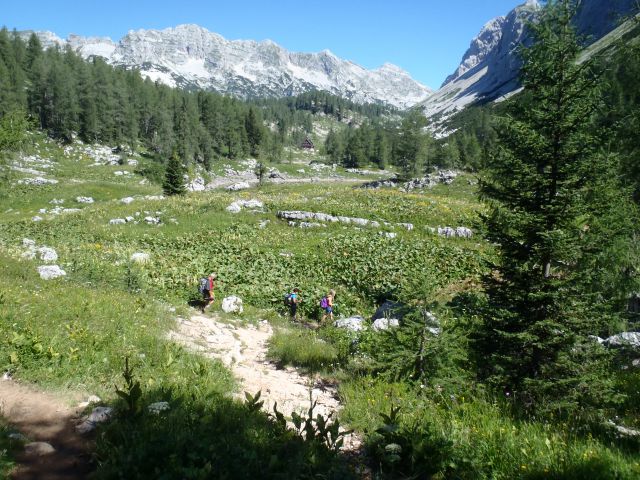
<box><xmin>320</xmin><ymin>289</ymin><xmax>336</xmax><ymax>324</ymax></box>
<box><xmin>200</xmin><ymin>273</ymin><xmax>217</xmax><ymax>312</ymax></box>
<box><xmin>289</xmin><ymin>287</ymin><xmax>301</xmax><ymax>321</ymax></box>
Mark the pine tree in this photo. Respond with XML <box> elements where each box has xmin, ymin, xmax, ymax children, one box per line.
<box><xmin>395</xmin><ymin>110</ymin><xmax>427</xmax><ymax>180</ymax></box>
<box><xmin>245</xmin><ymin>107</ymin><xmax>264</xmax><ymax>157</ymax></box>
<box><xmin>162</xmin><ymin>152</ymin><xmax>187</xmax><ymax>196</ymax></box>
<box><xmin>472</xmin><ymin>0</ymin><xmax>639</xmax><ymax>416</ymax></box>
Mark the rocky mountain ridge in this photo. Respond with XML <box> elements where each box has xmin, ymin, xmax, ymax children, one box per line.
<box><xmin>22</xmin><ymin>24</ymin><xmax>432</xmax><ymax>110</ymax></box>
<box><xmin>421</xmin><ymin>0</ymin><xmax>638</xmax><ymax>120</ymax></box>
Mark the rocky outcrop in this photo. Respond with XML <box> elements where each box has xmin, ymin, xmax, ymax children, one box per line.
<box><xmin>421</xmin><ymin>0</ymin><xmax>638</xmax><ymax>120</ymax></box>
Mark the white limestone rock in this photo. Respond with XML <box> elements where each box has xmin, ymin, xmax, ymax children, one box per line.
<box><xmin>37</xmin><ymin>265</ymin><xmax>66</xmax><ymax>280</ymax></box>
<box><xmin>221</xmin><ymin>296</ymin><xmax>243</xmax><ymax>314</ymax></box>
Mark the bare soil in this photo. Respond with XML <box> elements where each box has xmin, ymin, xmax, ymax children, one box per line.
<box><xmin>0</xmin><ymin>381</ymin><xmax>94</xmax><ymax>480</ymax></box>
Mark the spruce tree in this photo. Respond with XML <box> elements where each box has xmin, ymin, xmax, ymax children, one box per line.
<box><xmin>395</xmin><ymin>110</ymin><xmax>427</xmax><ymax>180</ymax></box>
<box><xmin>472</xmin><ymin>0</ymin><xmax>639</xmax><ymax>416</ymax></box>
<box><xmin>163</xmin><ymin>152</ymin><xmax>187</xmax><ymax>196</ymax></box>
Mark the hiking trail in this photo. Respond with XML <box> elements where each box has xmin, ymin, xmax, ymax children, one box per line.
<box><xmin>0</xmin><ymin>381</ymin><xmax>93</xmax><ymax>480</ymax></box>
<box><xmin>169</xmin><ymin>313</ymin><xmax>362</xmax><ymax>451</ymax></box>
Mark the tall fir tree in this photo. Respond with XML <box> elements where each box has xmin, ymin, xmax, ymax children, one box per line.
<box><xmin>163</xmin><ymin>152</ymin><xmax>187</xmax><ymax>196</ymax></box>
<box><xmin>395</xmin><ymin>109</ymin><xmax>427</xmax><ymax>180</ymax></box>
<box><xmin>472</xmin><ymin>0</ymin><xmax>639</xmax><ymax>416</ymax></box>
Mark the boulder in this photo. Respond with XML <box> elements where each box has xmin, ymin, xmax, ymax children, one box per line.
<box><xmin>37</xmin><ymin>265</ymin><xmax>66</xmax><ymax>280</ymax></box>
<box><xmin>222</xmin><ymin>296</ymin><xmax>244</xmax><ymax>314</ymax></box>
<box><xmin>604</xmin><ymin>332</ymin><xmax>640</xmax><ymax>349</ymax></box>
<box><xmin>334</xmin><ymin>316</ymin><xmax>365</xmax><ymax>332</ymax></box>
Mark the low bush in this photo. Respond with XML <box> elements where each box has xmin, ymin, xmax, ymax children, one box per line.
<box><xmin>267</xmin><ymin>328</ymin><xmax>339</xmax><ymax>372</ymax></box>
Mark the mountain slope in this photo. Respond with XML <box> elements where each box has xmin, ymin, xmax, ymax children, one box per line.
<box><xmin>421</xmin><ymin>0</ymin><xmax>638</xmax><ymax>120</ymax></box>
<box><xmin>23</xmin><ymin>24</ymin><xmax>432</xmax><ymax>109</ymax></box>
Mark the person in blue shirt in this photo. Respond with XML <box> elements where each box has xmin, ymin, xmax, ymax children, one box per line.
<box><xmin>289</xmin><ymin>287</ymin><xmax>301</xmax><ymax>321</ymax></box>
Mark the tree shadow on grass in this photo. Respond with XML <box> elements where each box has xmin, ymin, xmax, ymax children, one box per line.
<box><xmin>94</xmin><ymin>387</ymin><xmax>355</xmax><ymax>479</ymax></box>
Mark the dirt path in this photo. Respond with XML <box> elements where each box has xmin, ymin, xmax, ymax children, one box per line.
<box><xmin>169</xmin><ymin>313</ymin><xmax>361</xmax><ymax>450</ymax></box>
<box><xmin>0</xmin><ymin>381</ymin><xmax>94</xmax><ymax>480</ymax></box>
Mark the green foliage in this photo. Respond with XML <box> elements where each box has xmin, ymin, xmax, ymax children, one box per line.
<box><xmin>95</xmin><ymin>387</ymin><xmax>354</xmax><ymax>479</ymax></box>
<box><xmin>472</xmin><ymin>0</ymin><xmax>640</xmax><ymax>416</ymax></box>
<box><xmin>341</xmin><ymin>378</ymin><xmax>640</xmax><ymax>480</ymax></box>
<box><xmin>0</xmin><ymin>109</ymin><xmax>28</xmax><ymax>153</ymax></box>
<box><xmin>367</xmin><ymin>308</ymin><xmax>470</xmax><ymax>386</ymax></box>
<box><xmin>162</xmin><ymin>152</ymin><xmax>187</xmax><ymax>196</ymax></box>
<box><xmin>0</xmin><ymin>418</ymin><xmax>15</xmax><ymax>478</ymax></box>
<box><xmin>114</xmin><ymin>356</ymin><xmax>143</xmax><ymax>417</ymax></box>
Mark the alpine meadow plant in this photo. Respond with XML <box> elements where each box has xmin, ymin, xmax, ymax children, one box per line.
<box><xmin>472</xmin><ymin>0</ymin><xmax>640</xmax><ymax>417</ymax></box>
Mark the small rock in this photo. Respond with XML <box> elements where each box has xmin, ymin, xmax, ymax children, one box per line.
<box><xmin>372</xmin><ymin>317</ymin><xmax>400</xmax><ymax>331</ymax></box>
<box><xmin>32</xmin><ymin>215</ymin><xmax>43</xmax><ymax>222</ymax></box>
<box><xmin>22</xmin><ymin>238</ymin><xmax>36</xmax><ymax>247</ymax></box>
<box><xmin>109</xmin><ymin>218</ymin><xmax>126</xmax><ymax>225</ymax></box>
<box><xmin>24</xmin><ymin>442</ymin><xmax>56</xmax><ymax>456</ymax></box>
<box><xmin>148</xmin><ymin>401</ymin><xmax>170</xmax><ymax>414</ymax></box>
<box><xmin>334</xmin><ymin>316</ymin><xmax>365</xmax><ymax>332</ymax></box>
<box><xmin>76</xmin><ymin>196</ymin><xmax>94</xmax><ymax>204</ymax></box>
<box><xmin>130</xmin><ymin>252</ymin><xmax>150</xmax><ymax>263</ymax></box>
<box><xmin>37</xmin><ymin>265</ymin><xmax>66</xmax><ymax>280</ymax></box>
<box><xmin>76</xmin><ymin>406</ymin><xmax>114</xmax><ymax>434</ymax></box>
<box><xmin>222</xmin><ymin>296</ymin><xmax>244</xmax><ymax>314</ymax></box>
<box><xmin>8</xmin><ymin>433</ymin><xmax>28</xmax><ymax>443</ymax></box>
<box><xmin>37</xmin><ymin>246</ymin><xmax>58</xmax><ymax>262</ymax></box>
<box><xmin>226</xmin><ymin>182</ymin><xmax>251</xmax><ymax>191</ymax></box>
<box><xmin>121</xmin><ymin>196</ymin><xmax>135</xmax><ymax>204</ymax></box>
<box><xmin>2</xmin><ymin>371</ymin><xmax>12</xmax><ymax>381</ymax></box>
<box><xmin>226</xmin><ymin>203</ymin><xmax>242</xmax><ymax>213</ymax></box>
<box><xmin>77</xmin><ymin>395</ymin><xmax>102</xmax><ymax>408</ymax></box>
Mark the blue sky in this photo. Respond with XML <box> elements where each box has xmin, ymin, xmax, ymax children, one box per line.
<box><xmin>2</xmin><ymin>0</ymin><xmax>522</xmax><ymax>88</ymax></box>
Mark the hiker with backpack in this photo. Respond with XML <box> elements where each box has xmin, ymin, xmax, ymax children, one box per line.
<box><xmin>199</xmin><ymin>273</ymin><xmax>217</xmax><ymax>312</ymax></box>
<box><xmin>286</xmin><ymin>287</ymin><xmax>301</xmax><ymax>321</ymax></box>
<box><xmin>320</xmin><ymin>289</ymin><xmax>336</xmax><ymax>324</ymax></box>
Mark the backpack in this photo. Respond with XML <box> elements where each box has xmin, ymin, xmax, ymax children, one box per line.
<box><xmin>199</xmin><ymin>277</ymin><xmax>209</xmax><ymax>294</ymax></box>
<box><xmin>283</xmin><ymin>293</ymin><xmax>292</xmax><ymax>306</ymax></box>
<box><xmin>320</xmin><ymin>296</ymin><xmax>328</xmax><ymax>309</ymax></box>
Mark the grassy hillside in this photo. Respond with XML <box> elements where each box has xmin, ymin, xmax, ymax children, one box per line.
<box><xmin>1</xmin><ymin>135</ymin><xmax>638</xmax><ymax>479</ymax></box>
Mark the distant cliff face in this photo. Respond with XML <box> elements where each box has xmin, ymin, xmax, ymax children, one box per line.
<box><xmin>421</xmin><ymin>0</ymin><xmax>638</xmax><ymax>120</ymax></box>
<box><xmin>23</xmin><ymin>24</ymin><xmax>432</xmax><ymax>110</ymax></box>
